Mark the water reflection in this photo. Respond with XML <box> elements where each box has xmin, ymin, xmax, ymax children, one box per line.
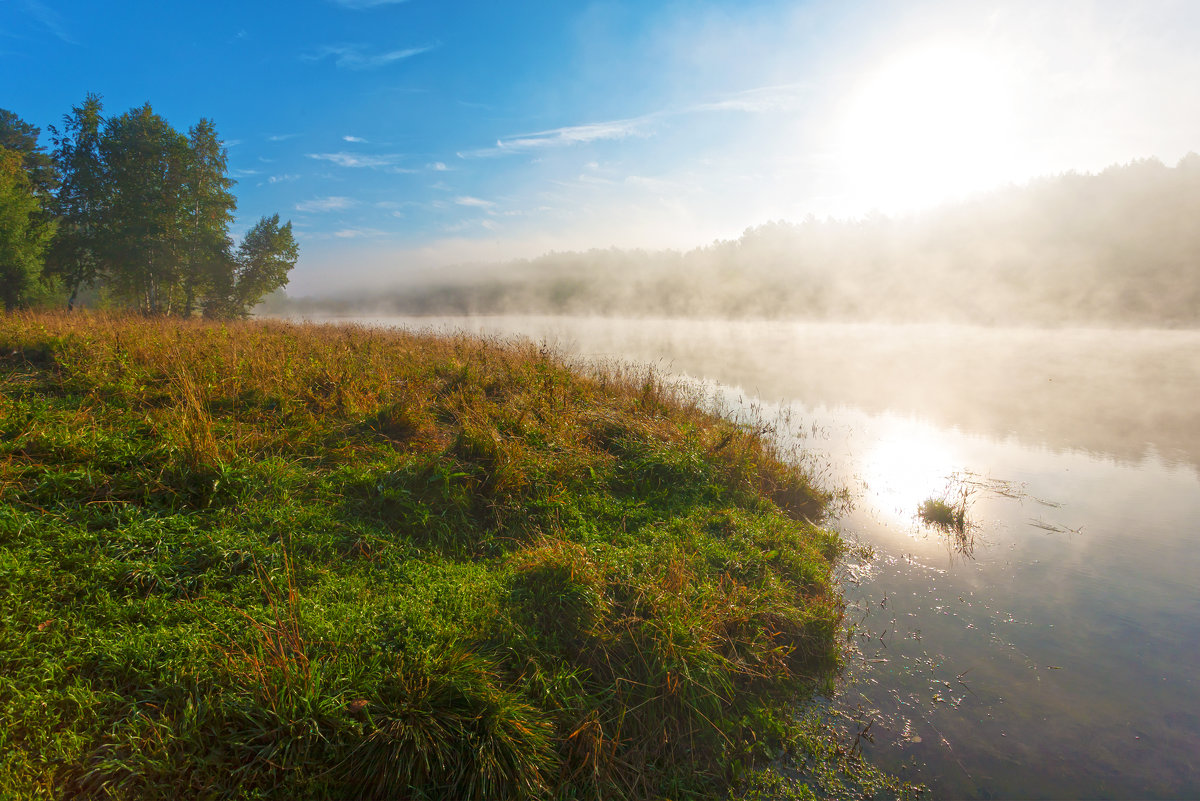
<box><xmin>860</xmin><ymin>422</ymin><xmax>960</xmax><ymax>527</ymax></box>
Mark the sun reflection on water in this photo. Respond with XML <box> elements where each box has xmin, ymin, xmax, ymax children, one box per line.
<box><xmin>859</xmin><ymin>420</ymin><xmax>961</xmax><ymax>525</ymax></box>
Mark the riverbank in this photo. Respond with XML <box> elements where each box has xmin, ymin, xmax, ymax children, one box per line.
<box><xmin>0</xmin><ymin>312</ymin><xmax>915</xmax><ymax>799</ymax></box>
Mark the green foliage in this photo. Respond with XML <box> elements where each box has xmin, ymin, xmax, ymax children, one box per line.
<box><xmin>0</xmin><ymin>147</ymin><xmax>56</xmax><ymax>310</ymax></box>
<box><xmin>98</xmin><ymin>104</ymin><xmax>192</xmax><ymax>314</ymax></box>
<box><xmin>917</xmin><ymin>497</ymin><xmax>963</xmax><ymax>530</ymax></box>
<box><xmin>0</xmin><ymin>108</ymin><xmax>58</xmax><ymax>201</ymax></box>
<box><xmin>47</xmin><ymin>94</ymin><xmax>106</xmax><ymax>310</ymax></box>
<box><xmin>216</xmin><ymin>213</ymin><xmax>298</xmax><ymax>318</ymax></box>
<box><xmin>0</xmin><ymin>313</ymin><xmax>896</xmax><ymax>799</ymax></box>
<box><xmin>182</xmin><ymin>118</ymin><xmax>238</xmax><ymax>317</ymax></box>
<box><xmin>7</xmin><ymin>96</ymin><xmax>296</xmax><ymax>318</ymax></box>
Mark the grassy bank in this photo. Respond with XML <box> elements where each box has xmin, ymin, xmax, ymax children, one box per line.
<box><xmin>0</xmin><ymin>313</ymin><xmax>913</xmax><ymax>799</ymax></box>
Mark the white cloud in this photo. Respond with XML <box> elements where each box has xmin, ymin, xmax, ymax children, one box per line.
<box><xmin>307</xmin><ymin>43</ymin><xmax>436</xmax><ymax>70</ymax></box>
<box><xmin>458</xmin><ymin>115</ymin><xmax>657</xmax><ymax>158</ymax></box>
<box><xmin>20</xmin><ymin>0</ymin><xmax>75</xmax><ymax>44</ymax></box>
<box><xmin>343</xmin><ymin>135</ymin><xmax>368</xmax><ymax>143</ymax></box>
<box><xmin>328</xmin><ymin>0</ymin><xmax>410</xmax><ymax>8</ymax></box>
<box><xmin>333</xmin><ymin>227</ymin><xmax>388</xmax><ymax>238</ymax></box>
<box><xmin>267</xmin><ymin>133</ymin><xmax>299</xmax><ymax>142</ymax></box>
<box><xmin>688</xmin><ymin>82</ymin><xmax>810</xmax><ymax>113</ymax></box>
<box><xmin>307</xmin><ymin>151</ymin><xmax>398</xmax><ymax>168</ymax></box>
<box><xmin>428</xmin><ymin>161</ymin><xmax>448</xmax><ymax>171</ymax></box>
<box><xmin>455</xmin><ymin>196</ymin><xmax>495</xmax><ymax>208</ymax></box>
<box><xmin>269</xmin><ymin>174</ymin><xmax>300</xmax><ymax>184</ymax></box>
<box><xmin>455</xmin><ymin>81</ymin><xmax>816</xmax><ymax>162</ymax></box>
<box><xmin>295</xmin><ymin>196</ymin><xmax>357</xmax><ymax>213</ymax></box>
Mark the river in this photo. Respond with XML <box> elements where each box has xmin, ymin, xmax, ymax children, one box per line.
<box><xmin>308</xmin><ymin>315</ymin><xmax>1200</xmax><ymax>799</ymax></box>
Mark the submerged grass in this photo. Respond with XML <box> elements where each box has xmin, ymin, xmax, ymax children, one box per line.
<box><xmin>0</xmin><ymin>312</ymin><xmax>915</xmax><ymax>799</ymax></box>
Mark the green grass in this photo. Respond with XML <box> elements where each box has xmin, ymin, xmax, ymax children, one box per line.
<box><xmin>917</xmin><ymin>498</ymin><xmax>964</xmax><ymax>531</ymax></box>
<box><xmin>0</xmin><ymin>312</ymin><xmax>918</xmax><ymax>799</ymax></box>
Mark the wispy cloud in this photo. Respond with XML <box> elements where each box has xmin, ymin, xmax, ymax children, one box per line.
<box><xmin>328</xmin><ymin>0</ymin><xmax>411</xmax><ymax>8</ymax></box>
<box><xmin>458</xmin><ymin>116</ymin><xmax>656</xmax><ymax>159</ymax></box>
<box><xmin>688</xmin><ymin>82</ymin><xmax>810</xmax><ymax>113</ymax></box>
<box><xmin>456</xmin><ymin>83</ymin><xmax>809</xmax><ymax>160</ymax></box>
<box><xmin>307</xmin><ymin>151</ymin><xmax>399</xmax><ymax>168</ymax></box>
<box><xmin>307</xmin><ymin>42</ymin><xmax>436</xmax><ymax>70</ymax></box>
<box><xmin>267</xmin><ymin>133</ymin><xmax>300</xmax><ymax>142</ymax></box>
<box><xmin>427</xmin><ymin>161</ymin><xmax>449</xmax><ymax>171</ymax></box>
<box><xmin>20</xmin><ymin>0</ymin><xmax>75</xmax><ymax>44</ymax></box>
<box><xmin>295</xmin><ymin>196</ymin><xmax>357</xmax><ymax>213</ymax></box>
<box><xmin>502</xmin><ymin>118</ymin><xmax>654</xmax><ymax>148</ymax></box>
<box><xmin>333</xmin><ymin>227</ymin><xmax>389</xmax><ymax>238</ymax></box>
<box><xmin>343</xmin><ymin>135</ymin><xmax>368</xmax><ymax>143</ymax></box>
<box><xmin>231</xmin><ymin>168</ymin><xmax>262</xmax><ymax>178</ymax></box>
<box><xmin>269</xmin><ymin>174</ymin><xmax>300</xmax><ymax>184</ymax></box>
<box><xmin>442</xmin><ymin>217</ymin><xmax>501</xmax><ymax>234</ymax></box>
<box><xmin>455</xmin><ymin>196</ymin><xmax>495</xmax><ymax>208</ymax></box>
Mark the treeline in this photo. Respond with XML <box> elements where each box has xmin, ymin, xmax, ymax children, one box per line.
<box><xmin>0</xmin><ymin>96</ymin><xmax>297</xmax><ymax>316</ymax></box>
<box><xmin>298</xmin><ymin>154</ymin><xmax>1200</xmax><ymax>327</ymax></box>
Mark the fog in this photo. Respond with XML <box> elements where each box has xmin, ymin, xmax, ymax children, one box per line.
<box><xmin>276</xmin><ymin>155</ymin><xmax>1200</xmax><ymax>327</ymax></box>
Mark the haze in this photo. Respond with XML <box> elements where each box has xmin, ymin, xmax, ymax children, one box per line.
<box><xmin>5</xmin><ymin>0</ymin><xmax>1199</xmax><ymax>297</ymax></box>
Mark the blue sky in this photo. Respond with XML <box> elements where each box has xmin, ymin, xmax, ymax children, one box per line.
<box><xmin>4</xmin><ymin>0</ymin><xmax>1199</xmax><ymax>293</ymax></box>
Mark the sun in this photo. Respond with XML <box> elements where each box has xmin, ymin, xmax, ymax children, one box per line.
<box><xmin>834</xmin><ymin>40</ymin><xmax>1022</xmax><ymax>213</ymax></box>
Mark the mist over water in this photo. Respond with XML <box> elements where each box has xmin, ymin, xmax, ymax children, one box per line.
<box><xmin>282</xmin><ymin>156</ymin><xmax>1200</xmax><ymax>330</ymax></box>
<box><xmin>305</xmin><ymin>313</ymin><xmax>1200</xmax><ymax>799</ymax></box>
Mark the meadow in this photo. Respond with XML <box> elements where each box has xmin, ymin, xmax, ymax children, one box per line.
<box><xmin>0</xmin><ymin>313</ymin><xmax>913</xmax><ymax>799</ymax></box>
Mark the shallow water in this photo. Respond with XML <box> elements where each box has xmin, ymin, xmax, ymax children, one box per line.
<box><xmin>309</xmin><ymin>315</ymin><xmax>1200</xmax><ymax>798</ymax></box>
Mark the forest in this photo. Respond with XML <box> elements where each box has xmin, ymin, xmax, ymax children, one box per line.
<box><xmin>289</xmin><ymin>155</ymin><xmax>1200</xmax><ymax>327</ymax></box>
<box><xmin>0</xmin><ymin>97</ymin><xmax>297</xmax><ymax>317</ymax></box>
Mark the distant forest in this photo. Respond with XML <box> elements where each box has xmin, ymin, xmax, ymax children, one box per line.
<box><xmin>0</xmin><ymin>97</ymin><xmax>297</xmax><ymax>317</ymax></box>
<box><xmin>289</xmin><ymin>155</ymin><xmax>1200</xmax><ymax>327</ymax></box>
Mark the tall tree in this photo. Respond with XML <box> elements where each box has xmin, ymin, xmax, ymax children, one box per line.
<box><xmin>0</xmin><ymin>108</ymin><xmax>59</xmax><ymax>202</ymax></box>
<box><xmin>0</xmin><ymin>148</ymin><xmax>56</xmax><ymax>311</ymax></box>
<box><xmin>48</xmin><ymin>94</ymin><xmax>106</xmax><ymax>310</ymax></box>
<box><xmin>180</xmin><ymin>118</ymin><xmax>237</xmax><ymax>316</ymax></box>
<box><xmin>99</xmin><ymin>104</ymin><xmax>189</xmax><ymax>314</ymax></box>
<box><xmin>221</xmin><ymin>214</ymin><xmax>298</xmax><ymax>317</ymax></box>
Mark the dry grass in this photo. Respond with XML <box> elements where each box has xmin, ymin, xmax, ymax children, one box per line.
<box><xmin>0</xmin><ymin>311</ymin><xmax>916</xmax><ymax>799</ymax></box>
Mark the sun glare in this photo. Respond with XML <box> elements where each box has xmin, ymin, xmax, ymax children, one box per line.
<box><xmin>835</xmin><ymin>41</ymin><xmax>1021</xmax><ymax>213</ymax></box>
<box><xmin>860</xmin><ymin>420</ymin><xmax>960</xmax><ymax>526</ymax></box>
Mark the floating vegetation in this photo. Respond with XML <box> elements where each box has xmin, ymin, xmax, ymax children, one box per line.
<box><xmin>918</xmin><ymin>487</ymin><xmax>974</xmax><ymax>557</ymax></box>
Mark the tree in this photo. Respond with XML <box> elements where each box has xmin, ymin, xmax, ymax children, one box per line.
<box><xmin>11</xmin><ymin>97</ymin><xmax>297</xmax><ymax>318</ymax></box>
<box><xmin>220</xmin><ymin>214</ymin><xmax>298</xmax><ymax>317</ymax></box>
<box><xmin>0</xmin><ymin>108</ymin><xmax>59</xmax><ymax>202</ymax></box>
<box><xmin>99</xmin><ymin>104</ymin><xmax>190</xmax><ymax>314</ymax></box>
<box><xmin>0</xmin><ymin>148</ymin><xmax>56</xmax><ymax>311</ymax></box>
<box><xmin>48</xmin><ymin>94</ymin><xmax>106</xmax><ymax>310</ymax></box>
<box><xmin>181</xmin><ymin>118</ymin><xmax>237</xmax><ymax>316</ymax></box>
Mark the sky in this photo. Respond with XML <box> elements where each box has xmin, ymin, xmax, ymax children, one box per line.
<box><xmin>3</xmin><ymin>0</ymin><xmax>1199</xmax><ymax>294</ymax></box>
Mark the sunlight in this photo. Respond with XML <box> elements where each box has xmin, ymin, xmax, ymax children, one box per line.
<box><xmin>860</xmin><ymin>420</ymin><xmax>961</xmax><ymax>525</ymax></box>
<box><xmin>834</xmin><ymin>40</ymin><xmax>1022</xmax><ymax>213</ymax></box>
